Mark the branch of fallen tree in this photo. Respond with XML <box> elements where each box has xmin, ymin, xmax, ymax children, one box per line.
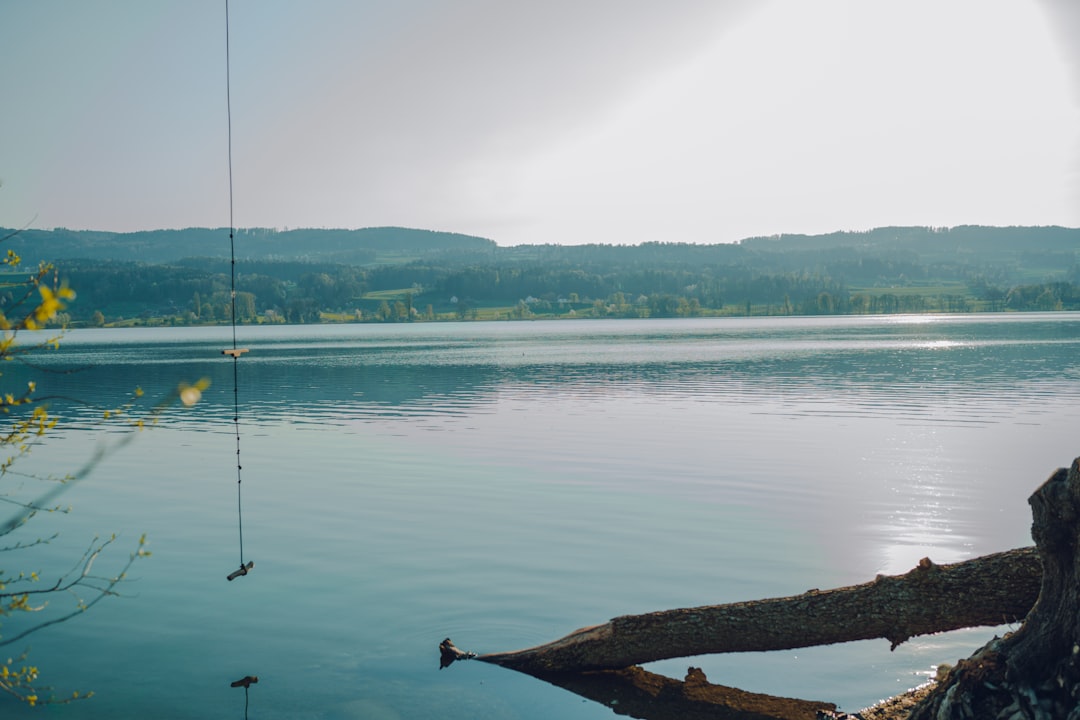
<box><xmin>442</xmin><ymin>546</ymin><xmax>1039</xmax><ymax>676</ymax></box>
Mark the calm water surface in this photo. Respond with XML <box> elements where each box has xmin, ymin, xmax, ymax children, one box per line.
<box><xmin>4</xmin><ymin>314</ymin><xmax>1080</xmax><ymax>718</ymax></box>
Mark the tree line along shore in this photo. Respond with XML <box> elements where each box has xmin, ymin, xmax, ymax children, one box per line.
<box><xmin>4</xmin><ymin>224</ymin><xmax>1077</xmax><ymax>327</ymax></box>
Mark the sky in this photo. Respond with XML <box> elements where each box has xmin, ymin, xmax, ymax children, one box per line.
<box><xmin>1</xmin><ymin>0</ymin><xmax>1078</xmax><ymax>246</ymax></box>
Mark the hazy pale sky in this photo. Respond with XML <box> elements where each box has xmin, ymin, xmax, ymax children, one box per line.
<box><xmin>2</xmin><ymin>0</ymin><xmax>1078</xmax><ymax>245</ymax></box>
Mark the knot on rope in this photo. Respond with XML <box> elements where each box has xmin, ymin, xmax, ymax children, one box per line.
<box><xmin>227</xmin><ymin>560</ymin><xmax>254</xmax><ymax>581</ymax></box>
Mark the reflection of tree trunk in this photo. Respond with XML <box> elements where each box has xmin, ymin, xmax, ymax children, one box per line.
<box><xmin>469</xmin><ymin>547</ymin><xmax>1039</xmax><ymax>675</ymax></box>
<box><xmin>538</xmin><ymin>665</ymin><xmax>837</xmax><ymax>720</ymax></box>
<box><xmin>909</xmin><ymin>458</ymin><xmax>1080</xmax><ymax>719</ymax></box>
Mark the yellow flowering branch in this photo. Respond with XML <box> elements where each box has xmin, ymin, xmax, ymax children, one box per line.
<box><xmin>0</xmin><ymin>231</ymin><xmax>200</xmax><ymax>705</ymax></box>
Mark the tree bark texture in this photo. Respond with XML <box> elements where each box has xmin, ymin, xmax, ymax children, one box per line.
<box><xmin>910</xmin><ymin>457</ymin><xmax>1080</xmax><ymax>720</ymax></box>
<box><xmin>474</xmin><ymin>547</ymin><xmax>1040</xmax><ymax>675</ymax></box>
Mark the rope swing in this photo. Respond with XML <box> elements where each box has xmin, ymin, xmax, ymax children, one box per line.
<box><xmin>223</xmin><ymin>0</ymin><xmax>253</xmax><ymax>583</ymax></box>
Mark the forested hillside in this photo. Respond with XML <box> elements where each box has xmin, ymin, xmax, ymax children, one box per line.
<box><xmin>4</xmin><ymin>226</ymin><xmax>495</xmax><ymax>265</ymax></box>
<box><xmin>4</xmin><ymin>225</ymin><xmax>1078</xmax><ymax>326</ymax></box>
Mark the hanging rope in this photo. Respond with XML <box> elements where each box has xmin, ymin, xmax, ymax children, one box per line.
<box><xmin>223</xmin><ymin>0</ymin><xmax>253</xmax><ymax>582</ymax></box>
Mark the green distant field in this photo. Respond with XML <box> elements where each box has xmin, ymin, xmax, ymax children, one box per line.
<box><xmin>848</xmin><ymin>282</ymin><xmax>971</xmax><ymax>297</ymax></box>
<box><xmin>361</xmin><ymin>288</ymin><xmax>415</xmax><ymax>300</ymax></box>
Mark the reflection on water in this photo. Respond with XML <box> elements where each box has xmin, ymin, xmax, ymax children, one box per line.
<box><xmin>20</xmin><ymin>315</ymin><xmax>1080</xmax><ymax>433</ymax></box>
<box><xmin>530</xmin><ymin>665</ymin><xmax>838</xmax><ymax>720</ymax></box>
<box><xmin>229</xmin><ymin>676</ymin><xmax>258</xmax><ymax>720</ymax></box>
<box><xmin>877</xmin><ymin>440</ymin><xmax>969</xmax><ymax>570</ymax></box>
<box><xmin>2</xmin><ymin>314</ymin><xmax>1079</xmax><ymax>718</ymax></box>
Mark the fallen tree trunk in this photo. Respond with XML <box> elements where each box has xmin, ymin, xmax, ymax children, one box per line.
<box><xmin>908</xmin><ymin>457</ymin><xmax>1080</xmax><ymax>719</ymax></box>
<box><xmin>464</xmin><ymin>547</ymin><xmax>1040</xmax><ymax>675</ymax></box>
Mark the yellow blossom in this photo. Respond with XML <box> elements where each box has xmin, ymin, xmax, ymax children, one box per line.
<box><xmin>178</xmin><ymin>378</ymin><xmax>211</xmax><ymax>407</ymax></box>
<box><xmin>28</xmin><ymin>283</ymin><xmax>75</xmax><ymax>329</ymax></box>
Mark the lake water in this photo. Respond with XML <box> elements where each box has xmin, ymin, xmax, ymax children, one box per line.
<box><xmin>3</xmin><ymin>313</ymin><xmax>1080</xmax><ymax>718</ymax></box>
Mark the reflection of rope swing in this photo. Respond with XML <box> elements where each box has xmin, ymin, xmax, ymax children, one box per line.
<box><xmin>231</xmin><ymin>675</ymin><xmax>258</xmax><ymax>719</ymax></box>
<box><xmin>222</xmin><ymin>0</ymin><xmax>252</xmax><ymax>583</ymax></box>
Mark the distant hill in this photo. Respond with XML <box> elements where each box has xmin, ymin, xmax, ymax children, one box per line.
<box><xmin>5</xmin><ymin>224</ymin><xmax>1076</xmax><ymax>273</ymax></box>
<box><xmin>740</xmin><ymin>225</ymin><xmax>1079</xmax><ymax>263</ymax></box>
<box><xmin>3</xmin><ymin>223</ymin><xmax>1078</xmax><ymax>325</ymax></box>
<box><xmin>1</xmin><ymin>226</ymin><xmax>496</xmax><ymax>265</ymax></box>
